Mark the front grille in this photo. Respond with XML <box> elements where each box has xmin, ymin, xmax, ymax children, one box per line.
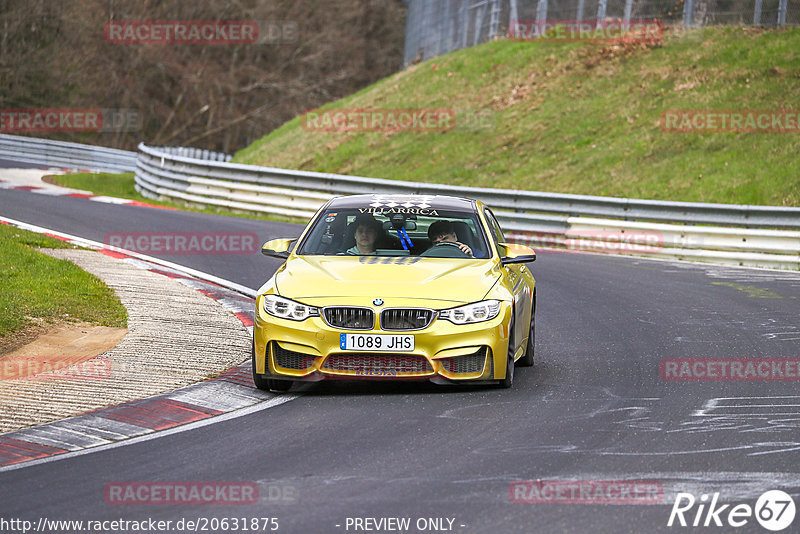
<box><xmin>323</xmin><ymin>307</ymin><xmax>374</xmax><ymax>330</ymax></box>
<box><xmin>380</xmin><ymin>308</ymin><xmax>435</xmax><ymax>331</ymax></box>
<box><xmin>441</xmin><ymin>347</ymin><xmax>487</xmax><ymax>374</ymax></box>
<box><xmin>322</xmin><ymin>353</ymin><xmax>432</xmax><ymax>375</ymax></box>
<box><xmin>273</xmin><ymin>343</ymin><xmax>316</xmax><ymax>370</ymax></box>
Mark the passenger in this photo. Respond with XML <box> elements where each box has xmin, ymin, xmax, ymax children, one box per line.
<box><xmin>346</xmin><ymin>214</ymin><xmax>382</xmax><ymax>255</ymax></box>
<box><xmin>421</xmin><ymin>220</ymin><xmax>473</xmax><ymax>257</ymax></box>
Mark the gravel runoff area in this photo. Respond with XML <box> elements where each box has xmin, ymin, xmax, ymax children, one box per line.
<box><xmin>0</xmin><ymin>249</ymin><xmax>251</xmax><ymax>433</ymax></box>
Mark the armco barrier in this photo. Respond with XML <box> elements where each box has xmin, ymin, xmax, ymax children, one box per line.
<box><xmin>1</xmin><ymin>134</ymin><xmax>798</xmax><ymax>270</ymax></box>
<box><xmin>133</xmin><ymin>143</ymin><xmax>800</xmax><ymax>270</ymax></box>
<box><xmin>0</xmin><ymin>134</ymin><xmax>137</xmax><ymax>173</ymax></box>
<box><xmin>135</xmin><ymin>143</ymin><xmax>800</xmax><ymax>229</ymax></box>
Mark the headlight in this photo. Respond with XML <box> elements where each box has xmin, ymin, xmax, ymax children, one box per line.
<box><xmin>263</xmin><ymin>294</ymin><xmax>319</xmax><ymax>321</ymax></box>
<box><xmin>439</xmin><ymin>300</ymin><xmax>501</xmax><ymax>324</ymax></box>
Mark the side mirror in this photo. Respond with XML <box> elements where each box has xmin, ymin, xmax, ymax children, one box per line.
<box><xmin>499</xmin><ymin>242</ymin><xmax>536</xmax><ymax>265</ymax></box>
<box><xmin>261</xmin><ymin>238</ymin><xmax>297</xmax><ymax>259</ymax></box>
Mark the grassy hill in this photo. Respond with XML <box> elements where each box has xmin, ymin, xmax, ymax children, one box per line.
<box><xmin>233</xmin><ymin>26</ymin><xmax>800</xmax><ymax>206</ymax></box>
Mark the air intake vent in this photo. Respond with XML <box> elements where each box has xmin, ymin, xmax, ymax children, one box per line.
<box><xmin>440</xmin><ymin>347</ymin><xmax>487</xmax><ymax>374</ymax></box>
<box><xmin>380</xmin><ymin>308</ymin><xmax>434</xmax><ymax>331</ymax></box>
<box><xmin>273</xmin><ymin>343</ymin><xmax>316</xmax><ymax>370</ymax></box>
<box><xmin>322</xmin><ymin>307</ymin><xmax>374</xmax><ymax>330</ymax></box>
<box><xmin>323</xmin><ymin>354</ymin><xmax>432</xmax><ymax>375</ymax></box>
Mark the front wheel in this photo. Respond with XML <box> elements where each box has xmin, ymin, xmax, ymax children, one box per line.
<box><xmin>499</xmin><ymin>349</ymin><xmax>514</xmax><ymax>388</ymax></box>
<box><xmin>518</xmin><ymin>311</ymin><xmax>535</xmax><ymax>367</ymax></box>
<box><xmin>499</xmin><ymin>313</ymin><xmax>515</xmax><ymax>388</ymax></box>
<box><xmin>252</xmin><ymin>339</ymin><xmax>270</xmax><ymax>391</ymax></box>
<box><xmin>252</xmin><ymin>339</ymin><xmax>292</xmax><ymax>392</ymax></box>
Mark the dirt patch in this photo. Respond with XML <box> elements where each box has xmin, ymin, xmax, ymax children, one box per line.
<box><xmin>0</xmin><ymin>322</ymin><xmax>127</xmax><ymax>380</ymax></box>
<box><xmin>0</xmin><ymin>319</ymin><xmax>53</xmax><ymax>356</ymax></box>
<box><xmin>40</xmin><ymin>174</ymin><xmax>64</xmax><ymax>186</ymax></box>
<box><xmin>580</xmin><ymin>40</ymin><xmax>660</xmax><ymax>70</ymax></box>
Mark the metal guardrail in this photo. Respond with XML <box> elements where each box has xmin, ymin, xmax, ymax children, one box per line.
<box><xmin>1</xmin><ymin>135</ymin><xmax>797</xmax><ymax>270</ymax></box>
<box><xmin>135</xmin><ymin>143</ymin><xmax>800</xmax><ymax>229</ymax></box>
<box><xmin>135</xmin><ymin>142</ymin><xmax>800</xmax><ymax>270</ymax></box>
<box><xmin>152</xmin><ymin>146</ymin><xmax>232</xmax><ymax>163</ymax></box>
<box><xmin>0</xmin><ymin>134</ymin><xmax>138</xmax><ymax>173</ymax></box>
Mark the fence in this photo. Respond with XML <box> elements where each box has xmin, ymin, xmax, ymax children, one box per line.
<box><xmin>403</xmin><ymin>0</ymin><xmax>800</xmax><ymax>65</ymax></box>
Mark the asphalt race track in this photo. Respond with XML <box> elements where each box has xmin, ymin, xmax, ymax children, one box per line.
<box><xmin>2</xmin><ymin>165</ymin><xmax>800</xmax><ymax>533</ymax></box>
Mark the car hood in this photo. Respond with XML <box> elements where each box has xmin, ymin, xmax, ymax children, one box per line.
<box><xmin>274</xmin><ymin>255</ymin><xmax>500</xmax><ymax>304</ymax></box>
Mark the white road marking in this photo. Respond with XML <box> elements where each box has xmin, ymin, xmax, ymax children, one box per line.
<box><xmin>167</xmin><ymin>381</ymin><xmax>270</xmax><ymax>412</ymax></box>
<box><xmin>696</xmin><ymin>396</ymin><xmax>800</xmax><ymax>417</ymax></box>
<box><xmin>0</xmin><ymin>394</ymin><xmax>298</xmax><ymax>473</ymax></box>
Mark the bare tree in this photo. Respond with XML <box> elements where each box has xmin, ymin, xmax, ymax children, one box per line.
<box><xmin>0</xmin><ymin>0</ymin><xmax>407</xmax><ymax>152</ymax></box>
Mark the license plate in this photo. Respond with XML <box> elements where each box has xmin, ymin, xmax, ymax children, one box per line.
<box><xmin>339</xmin><ymin>333</ymin><xmax>414</xmax><ymax>352</ymax></box>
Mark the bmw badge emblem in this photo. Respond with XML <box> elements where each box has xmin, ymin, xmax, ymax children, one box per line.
<box><xmin>373</xmin><ymin>298</ymin><xmax>384</xmax><ymax>306</ymax></box>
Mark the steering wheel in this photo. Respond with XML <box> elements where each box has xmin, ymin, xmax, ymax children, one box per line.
<box><xmin>431</xmin><ymin>241</ymin><xmax>471</xmax><ymax>257</ymax></box>
<box><xmin>435</xmin><ymin>241</ymin><xmax>463</xmax><ymax>249</ymax></box>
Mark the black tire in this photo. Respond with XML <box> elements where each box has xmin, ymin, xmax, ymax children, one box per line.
<box><xmin>499</xmin><ymin>311</ymin><xmax>515</xmax><ymax>388</ymax></box>
<box><xmin>518</xmin><ymin>310</ymin><xmax>535</xmax><ymax>367</ymax></box>
<box><xmin>251</xmin><ymin>339</ymin><xmax>270</xmax><ymax>391</ymax></box>
<box><xmin>251</xmin><ymin>339</ymin><xmax>293</xmax><ymax>392</ymax></box>
<box><xmin>499</xmin><ymin>348</ymin><xmax>514</xmax><ymax>388</ymax></box>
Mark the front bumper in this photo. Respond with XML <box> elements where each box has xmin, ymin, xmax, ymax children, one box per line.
<box><xmin>253</xmin><ymin>299</ymin><xmax>511</xmax><ymax>384</ymax></box>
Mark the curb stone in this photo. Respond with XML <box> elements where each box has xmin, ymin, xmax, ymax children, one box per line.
<box><xmin>0</xmin><ymin>220</ymin><xmax>270</xmax><ymax>468</ymax></box>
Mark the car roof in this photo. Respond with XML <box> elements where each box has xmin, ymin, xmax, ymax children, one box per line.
<box><xmin>326</xmin><ymin>194</ymin><xmax>477</xmax><ymax>211</ymax></box>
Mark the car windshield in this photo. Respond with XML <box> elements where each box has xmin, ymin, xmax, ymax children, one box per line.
<box><xmin>297</xmin><ymin>207</ymin><xmax>491</xmax><ymax>259</ymax></box>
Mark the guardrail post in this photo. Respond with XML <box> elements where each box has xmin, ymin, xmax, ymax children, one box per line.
<box><xmin>754</xmin><ymin>0</ymin><xmax>763</xmax><ymax>25</ymax></box>
<box><xmin>472</xmin><ymin>0</ymin><xmax>487</xmax><ymax>46</ymax></box>
<box><xmin>596</xmin><ymin>0</ymin><xmax>608</xmax><ymax>26</ymax></box>
<box><xmin>623</xmin><ymin>0</ymin><xmax>633</xmax><ymax>29</ymax></box>
<box><xmin>683</xmin><ymin>0</ymin><xmax>695</xmax><ymax>27</ymax></box>
<box><xmin>488</xmin><ymin>0</ymin><xmax>501</xmax><ymax>39</ymax></box>
<box><xmin>778</xmin><ymin>0</ymin><xmax>788</xmax><ymax>25</ymax></box>
<box><xmin>536</xmin><ymin>0</ymin><xmax>548</xmax><ymax>24</ymax></box>
<box><xmin>509</xmin><ymin>0</ymin><xmax>519</xmax><ymax>34</ymax></box>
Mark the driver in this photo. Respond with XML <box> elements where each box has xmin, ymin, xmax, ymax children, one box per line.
<box><xmin>421</xmin><ymin>220</ymin><xmax>473</xmax><ymax>257</ymax></box>
<box><xmin>345</xmin><ymin>214</ymin><xmax>382</xmax><ymax>255</ymax></box>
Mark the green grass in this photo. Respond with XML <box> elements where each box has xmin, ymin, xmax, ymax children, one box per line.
<box><xmin>233</xmin><ymin>26</ymin><xmax>800</xmax><ymax>207</ymax></box>
<box><xmin>0</xmin><ymin>224</ymin><xmax>127</xmax><ymax>339</ymax></box>
<box><xmin>49</xmin><ymin>172</ymin><xmax>145</xmax><ymax>201</ymax></box>
<box><xmin>49</xmin><ymin>172</ymin><xmax>297</xmax><ymax>222</ymax></box>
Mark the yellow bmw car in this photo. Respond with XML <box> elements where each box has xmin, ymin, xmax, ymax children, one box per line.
<box><xmin>252</xmin><ymin>194</ymin><xmax>536</xmax><ymax>391</ymax></box>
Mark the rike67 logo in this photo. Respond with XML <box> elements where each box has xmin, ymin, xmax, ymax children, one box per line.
<box><xmin>668</xmin><ymin>490</ymin><xmax>796</xmax><ymax>531</ymax></box>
